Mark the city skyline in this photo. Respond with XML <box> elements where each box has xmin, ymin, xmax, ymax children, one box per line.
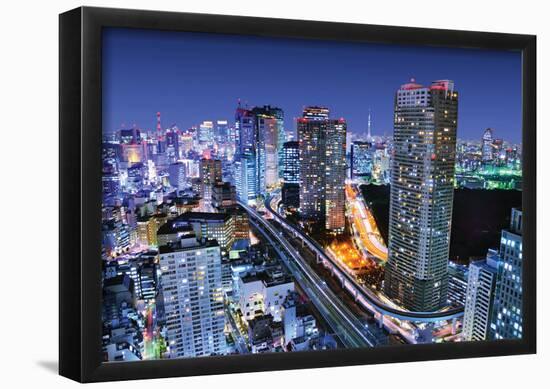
<box><xmin>100</xmin><ymin>28</ymin><xmax>523</xmax><ymax>363</ymax></box>
<box><xmin>103</xmin><ymin>28</ymin><xmax>522</xmax><ymax>143</ymax></box>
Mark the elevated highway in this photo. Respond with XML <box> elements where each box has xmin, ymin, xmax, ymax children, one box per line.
<box><xmin>261</xmin><ymin>195</ymin><xmax>464</xmax><ymax>324</ymax></box>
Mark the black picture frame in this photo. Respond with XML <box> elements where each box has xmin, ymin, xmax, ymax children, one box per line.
<box><xmin>59</xmin><ymin>6</ymin><xmax>537</xmax><ymax>383</ymax></box>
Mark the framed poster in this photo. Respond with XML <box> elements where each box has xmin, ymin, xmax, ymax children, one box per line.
<box><xmin>59</xmin><ymin>6</ymin><xmax>536</xmax><ymax>382</ymax></box>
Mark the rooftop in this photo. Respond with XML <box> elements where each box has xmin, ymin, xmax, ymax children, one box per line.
<box><xmin>159</xmin><ymin>237</ymin><xmax>220</xmax><ymax>254</ymax></box>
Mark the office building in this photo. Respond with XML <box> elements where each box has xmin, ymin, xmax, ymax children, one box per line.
<box><xmin>234</xmin><ymin>104</ymin><xmax>285</xmax><ymax>199</ymax></box>
<box><xmin>235</xmin><ymin>105</ymin><xmax>256</xmax><ymax>154</ymax></box>
<box><xmin>282</xmin><ymin>141</ymin><xmax>300</xmax><ymax>184</ymax></box>
<box><xmin>212</xmin><ymin>182</ymin><xmax>237</xmax><ymax>210</ymax></box>
<box><xmin>298</xmin><ymin>107</ymin><xmax>347</xmax><ymax>233</ymax></box>
<box><xmin>463</xmin><ymin>251</ymin><xmax>501</xmax><ymax>341</ymax></box>
<box><xmin>165</xmin><ymin>126</ymin><xmax>180</xmax><ymax>162</ymax></box>
<box><xmin>211</xmin><ymin>182</ymin><xmax>250</xmax><ymax>242</ymax></box>
<box><xmin>235</xmin><ymin>151</ymin><xmax>257</xmax><ymax>204</ymax></box>
<box><xmin>384</xmin><ymin>79</ymin><xmax>458</xmax><ymax>311</ymax></box>
<box><xmin>168</xmin><ymin>162</ymin><xmax>186</xmax><ymax>190</ymax></box>
<box><xmin>215</xmin><ymin>120</ymin><xmax>229</xmax><ymax>146</ymax></box>
<box><xmin>199</xmin><ymin>158</ymin><xmax>222</xmax><ymax>201</ymax></box>
<box><xmin>491</xmin><ymin>208</ymin><xmax>523</xmax><ymax>340</ymax></box>
<box><xmin>252</xmin><ymin>105</ymin><xmax>285</xmax><ymax>190</ymax></box>
<box><xmin>350</xmin><ymin>141</ymin><xmax>373</xmax><ymax>179</ymax></box>
<box><xmin>482</xmin><ymin>128</ymin><xmax>494</xmax><ymax>163</ymax></box>
<box><xmin>324</xmin><ymin>118</ymin><xmax>347</xmax><ymax>232</ymax></box>
<box><xmin>447</xmin><ymin>262</ymin><xmax>468</xmax><ymax>307</ymax></box>
<box><xmin>198</xmin><ymin>121</ymin><xmax>214</xmax><ymax>147</ymax></box>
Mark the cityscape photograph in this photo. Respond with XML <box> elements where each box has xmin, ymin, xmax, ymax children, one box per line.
<box><xmin>100</xmin><ymin>28</ymin><xmax>523</xmax><ymax>362</ymax></box>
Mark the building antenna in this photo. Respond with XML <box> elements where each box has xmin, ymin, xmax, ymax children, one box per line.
<box><xmin>367</xmin><ymin>108</ymin><xmax>372</xmax><ymax>141</ymax></box>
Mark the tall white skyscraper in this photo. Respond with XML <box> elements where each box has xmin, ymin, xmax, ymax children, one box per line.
<box><xmin>159</xmin><ymin>236</ymin><xmax>225</xmax><ymax>358</ymax></box>
<box><xmin>384</xmin><ymin>80</ymin><xmax>458</xmax><ymax>311</ymax></box>
<box><xmin>463</xmin><ymin>251</ymin><xmax>500</xmax><ymax>341</ymax></box>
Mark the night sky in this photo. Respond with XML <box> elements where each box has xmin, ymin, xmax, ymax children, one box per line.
<box><xmin>103</xmin><ymin>28</ymin><xmax>522</xmax><ymax>143</ymax></box>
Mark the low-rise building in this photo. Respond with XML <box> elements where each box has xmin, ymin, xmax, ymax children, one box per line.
<box><xmin>238</xmin><ymin>267</ymin><xmax>294</xmax><ymax>322</ymax></box>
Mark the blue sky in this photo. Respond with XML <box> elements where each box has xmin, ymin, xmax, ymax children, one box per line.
<box><xmin>103</xmin><ymin>28</ymin><xmax>522</xmax><ymax>143</ymax></box>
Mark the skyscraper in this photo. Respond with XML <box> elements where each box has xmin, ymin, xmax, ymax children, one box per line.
<box><xmin>168</xmin><ymin>162</ymin><xmax>186</xmax><ymax>190</ymax></box>
<box><xmin>214</xmin><ymin>120</ymin><xmax>229</xmax><ymax>146</ymax></box>
<box><xmin>298</xmin><ymin>107</ymin><xmax>328</xmax><ymax>223</ymax></box>
<box><xmin>252</xmin><ymin>105</ymin><xmax>285</xmax><ymax>189</ymax></box>
<box><xmin>482</xmin><ymin>128</ymin><xmax>494</xmax><ymax>163</ymax></box>
<box><xmin>235</xmin><ymin>105</ymin><xmax>255</xmax><ymax>155</ymax></box>
<box><xmin>350</xmin><ymin>141</ymin><xmax>373</xmax><ymax>179</ymax></box>
<box><xmin>198</xmin><ymin>121</ymin><xmax>214</xmax><ymax>148</ymax></box>
<box><xmin>235</xmin><ymin>151</ymin><xmax>257</xmax><ymax>204</ymax></box>
<box><xmin>463</xmin><ymin>251</ymin><xmax>501</xmax><ymax>341</ymax></box>
<box><xmin>159</xmin><ymin>236</ymin><xmax>225</xmax><ymax>358</ymax></box>
<box><xmin>384</xmin><ymin>79</ymin><xmax>458</xmax><ymax>312</ymax></box>
<box><xmin>199</xmin><ymin>158</ymin><xmax>222</xmax><ymax>201</ymax></box>
<box><xmin>297</xmin><ymin>107</ymin><xmax>346</xmax><ymax>233</ymax></box>
<box><xmin>165</xmin><ymin>126</ymin><xmax>180</xmax><ymax>162</ymax></box>
<box><xmin>491</xmin><ymin>208</ymin><xmax>523</xmax><ymax>340</ymax></box>
<box><xmin>324</xmin><ymin>118</ymin><xmax>347</xmax><ymax>232</ymax></box>
<box><xmin>282</xmin><ymin>141</ymin><xmax>300</xmax><ymax>184</ymax></box>
<box><xmin>234</xmin><ymin>104</ymin><xmax>285</xmax><ymax>199</ymax></box>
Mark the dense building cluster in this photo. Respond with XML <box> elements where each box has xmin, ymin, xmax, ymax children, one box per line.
<box><xmin>101</xmin><ymin>102</ymin><xmax>347</xmax><ymax>361</ymax></box>
<box><xmin>101</xmin><ymin>80</ymin><xmax>523</xmax><ymax>362</ymax></box>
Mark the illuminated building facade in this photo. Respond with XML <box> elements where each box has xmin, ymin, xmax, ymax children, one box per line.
<box><xmin>384</xmin><ymin>79</ymin><xmax>458</xmax><ymax>312</ymax></box>
<box><xmin>199</xmin><ymin>158</ymin><xmax>222</xmax><ymax>201</ymax></box>
<box><xmin>234</xmin><ymin>104</ymin><xmax>285</xmax><ymax>199</ymax></box>
<box><xmin>215</xmin><ymin>120</ymin><xmax>229</xmax><ymax>146</ymax></box>
<box><xmin>168</xmin><ymin>162</ymin><xmax>186</xmax><ymax>190</ymax></box>
<box><xmin>447</xmin><ymin>262</ymin><xmax>468</xmax><ymax>307</ymax></box>
<box><xmin>282</xmin><ymin>141</ymin><xmax>300</xmax><ymax>184</ymax></box>
<box><xmin>350</xmin><ymin>141</ymin><xmax>373</xmax><ymax>179</ymax></box>
<box><xmin>324</xmin><ymin>118</ymin><xmax>347</xmax><ymax>232</ymax></box>
<box><xmin>491</xmin><ymin>208</ymin><xmax>523</xmax><ymax>340</ymax></box>
<box><xmin>159</xmin><ymin>236</ymin><xmax>225</xmax><ymax>358</ymax></box>
<box><xmin>169</xmin><ymin>212</ymin><xmax>235</xmax><ymax>254</ymax></box>
<box><xmin>482</xmin><ymin>128</ymin><xmax>494</xmax><ymax>163</ymax></box>
<box><xmin>281</xmin><ymin>141</ymin><xmax>300</xmax><ymax>210</ymax></box>
<box><xmin>235</xmin><ymin>151</ymin><xmax>257</xmax><ymax>203</ymax></box>
<box><xmin>211</xmin><ymin>181</ymin><xmax>250</xmax><ymax>242</ymax></box>
<box><xmin>298</xmin><ymin>106</ymin><xmax>347</xmax><ymax>233</ymax></box>
<box><xmin>198</xmin><ymin>121</ymin><xmax>214</xmax><ymax>148</ymax></box>
<box><xmin>252</xmin><ymin>105</ymin><xmax>285</xmax><ymax>190</ymax></box>
<box><xmin>463</xmin><ymin>251</ymin><xmax>500</xmax><ymax>341</ymax></box>
<box><xmin>211</xmin><ymin>182</ymin><xmax>237</xmax><ymax>210</ymax></box>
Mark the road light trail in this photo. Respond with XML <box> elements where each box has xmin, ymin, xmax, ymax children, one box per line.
<box><xmin>346</xmin><ymin>183</ymin><xmax>388</xmax><ymax>262</ymax></box>
<box><xmin>243</xmin><ymin>206</ymin><xmax>376</xmax><ymax>348</ymax></box>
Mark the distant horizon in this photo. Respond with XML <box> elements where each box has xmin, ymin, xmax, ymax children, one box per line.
<box><xmin>103</xmin><ymin>28</ymin><xmax>522</xmax><ymax>143</ymax></box>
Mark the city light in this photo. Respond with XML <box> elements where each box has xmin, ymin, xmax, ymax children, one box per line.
<box><xmin>100</xmin><ymin>31</ymin><xmax>523</xmax><ymax>363</ymax></box>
